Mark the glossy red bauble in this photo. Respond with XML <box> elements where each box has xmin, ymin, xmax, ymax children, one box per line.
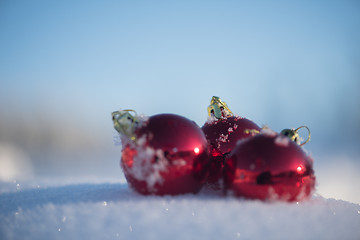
<box><xmin>121</xmin><ymin>114</ymin><xmax>210</xmax><ymax>195</ymax></box>
<box><xmin>202</xmin><ymin>116</ymin><xmax>261</xmax><ymax>155</ymax></box>
<box><xmin>224</xmin><ymin>130</ymin><xmax>316</xmax><ymax>201</ymax></box>
<box><xmin>201</xmin><ymin>116</ymin><xmax>261</xmax><ymax>188</ymax></box>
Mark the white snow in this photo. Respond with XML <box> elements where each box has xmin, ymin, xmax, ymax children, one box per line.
<box><xmin>261</xmin><ymin>128</ymin><xmax>278</xmax><ymax>137</ymax></box>
<box><xmin>274</xmin><ymin>134</ymin><xmax>290</xmax><ymax>147</ymax></box>
<box><xmin>128</xmin><ymin>146</ymin><xmax>168</xmax><ymax>190</ymax></box>
<box><xmin>206</xmin><ymin>116</ymin><xmax>219</xmax><ymax>124</ymax></box>
<box><xmin>217</xmin><ymin>133</ymin><xmax>229</xmax><ymax>143</ymax></box>
<box><xmin>1</xmin><ymin>177</ymin><xmax>360</xmax><ymax>240</ymax></box>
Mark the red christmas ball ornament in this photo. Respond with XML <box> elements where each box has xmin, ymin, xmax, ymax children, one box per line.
<box><xmin>201</xmin><ymin>96</ymin><xmax>261</xmax><ymax>188</ymax></box>
<box><xmin>223</xmin><ymin>129</ymin><xmax>315</xmax><ymax>201</ymax></box>
<box><xmin>112</xmin><ymin>110</ymin><xmax>210</xmax><ymax>195</ymax></box>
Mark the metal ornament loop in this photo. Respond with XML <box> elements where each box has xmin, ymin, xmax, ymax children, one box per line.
<box><xmin>294</xmin><ymin>126</ymin><xmax>311</xmax><ymax>146</ymax></box>
<box><xmin>280</xmin><ymin>126</ymin><xmax>311</xmax><ymax>146</ymax></box>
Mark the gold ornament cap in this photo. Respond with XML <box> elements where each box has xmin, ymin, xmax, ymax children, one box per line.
<box><xmin>112</xmin><ymin>109</ymin><xmax>139</xmax><ymax>140</ymax></box>
<box><xmin>207</xmin><ymin>96</ymin><xmax>233</xmax><ymax>119</ymax></box>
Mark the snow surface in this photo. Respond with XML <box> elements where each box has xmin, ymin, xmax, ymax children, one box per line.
<box><xmin>1</xmin><ymin>178</ymin><xmax>360</xmax><ymax>240</ymax></box>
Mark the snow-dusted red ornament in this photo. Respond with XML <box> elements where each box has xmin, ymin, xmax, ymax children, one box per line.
<box><xmin>223</xmin><ymin>129</ymin><xmax>316</xmax><ymax>201</ymax></box>
<box><xmin>201</xmin><ymin>96</ymin><xmax>261</xmax><ymax>188</ymax></box>
<box><xmin>112</xmin><ymin>110</ymin><xmax>210</xmax><ymax>195</ymax></box>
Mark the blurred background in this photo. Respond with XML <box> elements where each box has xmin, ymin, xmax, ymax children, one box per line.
<box><xmin>1</xmin><ymin>1</ymin><xmax>359</xmax><ymax>203</ymax></box>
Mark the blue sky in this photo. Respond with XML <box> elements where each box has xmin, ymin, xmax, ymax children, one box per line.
<box><xmin>1</xmin><ymin>0</ymin><xmax>359</xmax><ymax>159</ymax></box>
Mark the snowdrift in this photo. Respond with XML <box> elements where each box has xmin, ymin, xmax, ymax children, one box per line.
<box><xmin>1</xmin><ymin>180</ymin><xmax>359</xmax><ymax>240</ymax></box>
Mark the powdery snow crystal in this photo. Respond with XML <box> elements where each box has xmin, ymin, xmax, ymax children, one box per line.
<box><xmin>112</xmin><ymin>133</ymin><xmax>122</xmax><ymax>146</ymax></box>
<box><xmin>129</xmin><ymin>146</ymin><xmax>168</xmax><ymax>190</ymax></box>
<box><xmin>274</xmin><ymin>134</ymin><xmax>290</xmax><ymax>147</ymax></box>
<box><xmin>261</xmin><ymin>128</ymin><xmax>277</xmax><ymax>137</ymax></box>
<box><xmin>217</xmin><ymin>134</ymin><xmax>229</xmax><ymax>143</ymax></box>
<box><xmin>206</xmin><ymin>116</ymin><xmax>219</xmax><ymax>124</ymax></box>
<box><xmin>134</xmin><ymin>135</ymin><xmax>147</xmax><ymax>147</ymax></box>
<box><xmin>217</xmin><ymin>134</ymin><xmax>229</xmax><ymax>149</ymax></box>
<box><xmin>126</xmin><ymin>135</ymin><xmax>168</xmax><ymax>190</ymax></box>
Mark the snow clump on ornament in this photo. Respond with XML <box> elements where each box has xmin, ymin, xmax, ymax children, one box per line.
<box><xmin>112</xmin><ymin>110</ymin><xmax>210</xmax><ymax>195</ymax></box>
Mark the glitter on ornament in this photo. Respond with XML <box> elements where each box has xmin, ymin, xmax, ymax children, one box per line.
<box><xmin>201</xmin><ymin>96</ymin><xmax>261</xmax><ymax>189</ymax></box>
